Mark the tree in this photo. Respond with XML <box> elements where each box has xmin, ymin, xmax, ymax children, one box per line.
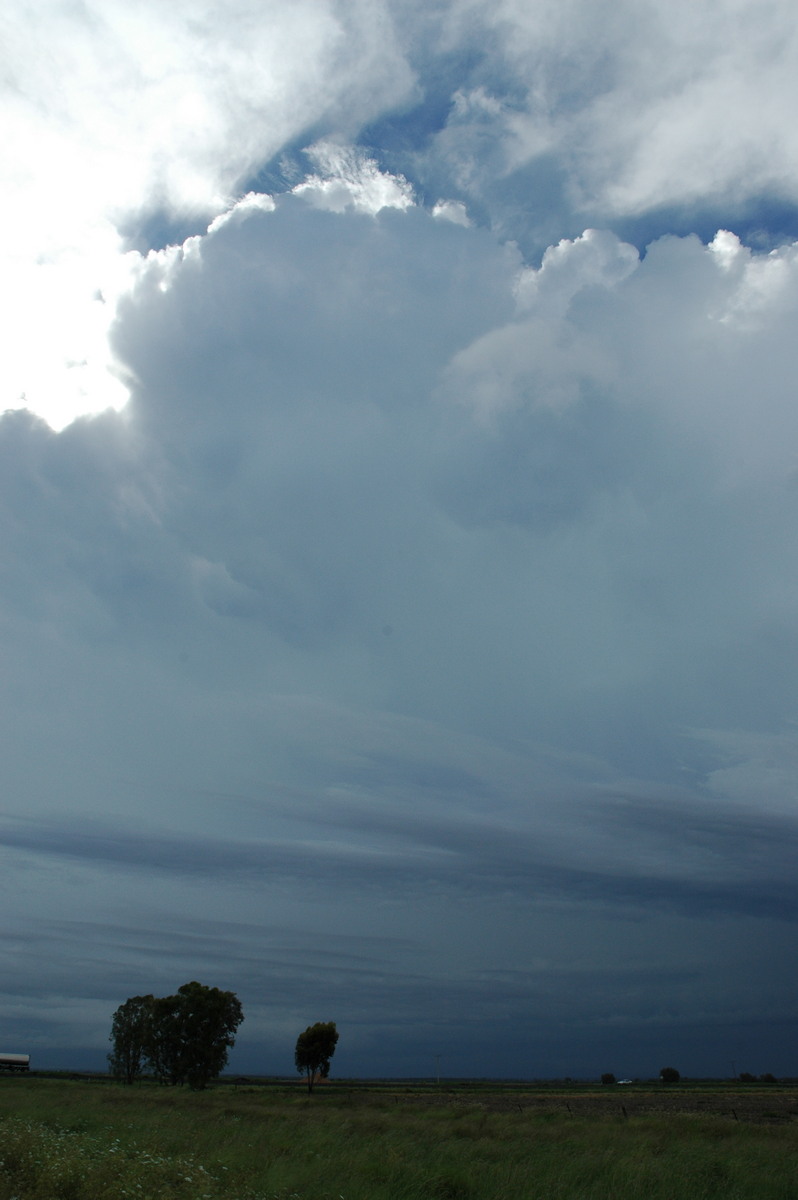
<box><xmin>600</xmin><ymin>1072</ymin><xmax>616</xmax><ymax>1085</ymax></box>
<box><xmin>294</xmin><ymin>1021</ymin><xmax>339</xmax><ymax>1094</ymax></box>
<box><xmin>659</xmin><ymin>1066</ymin><xmax>680</xmax><ymax>1083</ymax></box>
<box><xmin>169</xmin><ymin>981</ymin><xmax>244</xmax><ymax>1090</ymax></box>
<box><xmin>145</xmin><ymin>992</ymin><xmax>186</xmax><ymax>1086</ymax></box>
<box><xmin>108</xmin><ymin>994</ymin><xmax>154</xmax><ymax>1084</ymax></box>
<box><xmin>110</xmin><ymin>982</ymin><xmax>244</xmax><ymax>1090</ymax></box>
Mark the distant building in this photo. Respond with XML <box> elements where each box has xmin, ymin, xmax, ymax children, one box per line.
<box><xmin>0</xmin><ymin>1053</ymin><xmax>30</xmax><ymax>1072</ymax></box>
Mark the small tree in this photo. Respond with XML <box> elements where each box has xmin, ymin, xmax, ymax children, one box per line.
<box><xmin>108</xmin><ymin>994</ymin><xmax>154</xmax><ymax>1084</ymax></box>
<box><xmin>659</xmin><ymin>1066</ymin><xmax>680</xmax><ymax>1083</ymax></box>
<box><xmin>600</xmin><ymin>1072</ymin><xmax>616</xmax><ymax>1085</ymax></box>
<box><xmin>295</xmin><ymin>1021</ymin><xmax>339</xmax><ymax>1094</ymax></box>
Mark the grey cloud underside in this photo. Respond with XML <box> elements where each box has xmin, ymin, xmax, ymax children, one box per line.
<box><xmin>5</xmin><ymin>907</ymin><xmax>790</xmax><ymax>1078</ymax></box>
<box><xmin>3</xmin><ymin>786</ymin><xmax>795</xmax><ymax>920</ymax></box>
<box><xmin>0</xmin><ymin>917</ymin><xmax>418</xmax><ymax>1006</ymax></box>
<box><xmin>0</xmin><ymin>907</ymin><xmax>719</xmax><ymax>1019</ymax></box>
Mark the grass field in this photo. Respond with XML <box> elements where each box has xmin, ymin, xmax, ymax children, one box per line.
<box><xmin>0</xmin><ymin>1076</ymin><xmax>796</xmax><ymax>1199</ymax></box>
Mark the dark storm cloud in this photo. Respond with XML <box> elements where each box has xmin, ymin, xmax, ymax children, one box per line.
<box><xmin>0</xmin><ymin>915</ymin><xmax>417</xmax><ymax>1007</ymax></box>
<box><xmin>0</xmin><ymin>906</ymin><xmax>700</xmax><ymax>1032</ymax></box>
<box><xmin>3</xmin><ymin>767</ymin><xmax>796</xmax><ymax>920</ymax></box>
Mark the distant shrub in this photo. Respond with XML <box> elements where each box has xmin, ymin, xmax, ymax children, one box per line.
<box><xmin>601</xmin><ymin>1073</ymin><xmax>616</xmax><ymax>1085</ymax></box>
<box><xmin>659</xmin><ymin>1067</ymin><xmax>680</xmax><ymax>1083</ymax></box>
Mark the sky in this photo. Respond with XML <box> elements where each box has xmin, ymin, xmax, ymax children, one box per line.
<box><xmin>2</xmin><ymin>0</ymin><xmax>798</xmax><ymax>1082</ymax></box>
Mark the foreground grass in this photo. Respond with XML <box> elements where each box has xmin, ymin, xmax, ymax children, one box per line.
<box><xmin>0</xmin><ymin>1078</ymin><xmax>796</xmax><ymax>1199</ymax></box>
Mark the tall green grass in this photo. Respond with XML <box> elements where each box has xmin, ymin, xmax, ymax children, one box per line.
<box><xmin>0</xmin><ymin>1079</ymin><xmax>795</xmax><ymax>1199</ymax></box>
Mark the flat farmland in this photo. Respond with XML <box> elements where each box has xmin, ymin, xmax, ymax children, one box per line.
<box><xmin>384</xmin><ymin>1082</ymin><xmax>798</xmax><ymax>1123</ymax></box>
<box><xmin>0</xmin><ymin>1076</ymin><xmax>796</xmax><ymax>1199</ymax></box>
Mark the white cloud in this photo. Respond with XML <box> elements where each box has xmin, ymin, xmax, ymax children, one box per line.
<box><xmin>5</xmin><ymin>0</ymin><xmax>413</xmax><ymax>220</ymax></box>
<box><xmin>514</xmin><ymin>229</ymin><xmax>640</xmax><ymax>315</ymax></box>
<box><xmin>429</xmin><ymin>0</ymin><xmax>798</xmax><ymax>219</ymax></box>
<box><xmin>440</xmin><ymin>229</ymin><xmax>639</xmax><ymax>419</ymax></box>
<box><xmin>1</xmin><ymin>0</ymin><xmax>415</xmax><ymax>428</ymax></box>
<box><xmin>5</xmin><ymin>0</ymin><xmax>798</xmax><ymax>430</ymax></box>
<box><xmin>292</xmin><ymin>143</ymin><xmax>414</xmax><ymax>214</ymax></box>
<box><xmin>432</xmin><ymin>199</ymin><xmax>471</xmax><ymax>226</ymax></box>
<box><xmin>207</xmin><ymin>192</ymin><xmax>277</xmax><ymax>235</ymax></box>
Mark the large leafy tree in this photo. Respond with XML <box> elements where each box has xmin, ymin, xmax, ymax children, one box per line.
<box><xmin>109</xmin><ymin>982</ymin><xmax>244</xmax><ymax>1090</ymax></box>
<box><xmin>168</xmin><ymin>981</ymin><xmax>244</xmax><ymax>1090</ymax></box>
<box><xmin>108</xmin><ymin>994</ymin><xmax>154</xmax><ymax>1084</ymax></box>
<box><xmin>294</xmin><ymin>1021</ymin><xmax>339</xmax><ymax>1093</ymax></box>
